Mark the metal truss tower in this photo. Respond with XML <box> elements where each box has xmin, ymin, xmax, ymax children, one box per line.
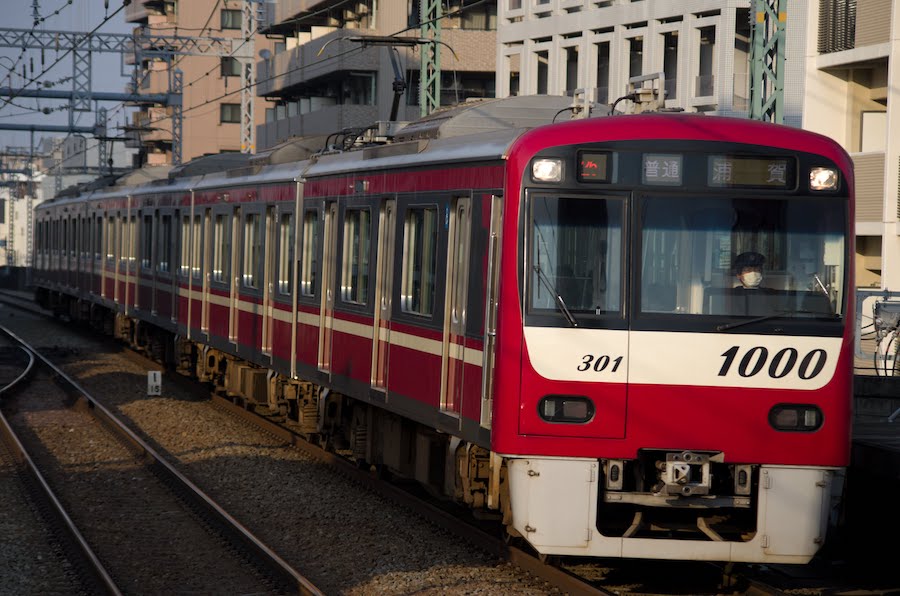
<box><xmin>419</xmin><ymin>0</ymin><xmax>441</xmax><ymax>117</ymax></box>
<box><xmin>0</xmin><ymin>0</ymin><xmax>260</xmax><ymax>163</ymax></box>
<box><xmin>749</xmin><ymin>0</ymin><xmax>786</xmax><ymax>123</ymax></box>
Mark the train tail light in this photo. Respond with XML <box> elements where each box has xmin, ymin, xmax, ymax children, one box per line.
<box><xmin>768</xmin><ymin>404</ymin><xmax>823</xmax><ymax>432</ymax></box>
<box><xmin>537</xmin><ymin>395</ymin><xmax>594</xmax><ymax>423</ymax></box>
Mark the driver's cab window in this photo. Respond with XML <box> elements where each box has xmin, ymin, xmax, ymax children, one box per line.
<box><xmin>640</xmin><ymin>196</ymin><xmax>845</xmax><ymax>318</ymax></box>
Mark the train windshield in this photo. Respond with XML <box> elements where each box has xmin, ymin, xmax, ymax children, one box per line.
<box><xmin>528</xmin><ymin>195</ymin><xmax>624</xmax><ymax>318</ymax></box>
<box><xmin>639</xmin><ymin>195</ymin><xmax>846</xmax><ymax>319</ymax></box>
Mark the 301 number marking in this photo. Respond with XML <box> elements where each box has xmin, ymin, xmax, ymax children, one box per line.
<box><xmin>578</xmin><ymin>354</ymin><xmax>624</xmax><ymax>372</ymax></box>
<box><xmin>718</xmin><ymin>345</ymin><xmax>826</xmax><ymax>379</ymax></box>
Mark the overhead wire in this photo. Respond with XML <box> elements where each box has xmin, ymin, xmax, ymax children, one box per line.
<box><xmin>32</xmin><ymin>0</ymin><xmax>493</xmax><ymax>174</ymax></box>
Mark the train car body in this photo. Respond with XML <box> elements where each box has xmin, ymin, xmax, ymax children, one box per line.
<box><xmin>32</xmin><ymin>95</ymin><xmax>854</xmax><ymax>564</ymax></box>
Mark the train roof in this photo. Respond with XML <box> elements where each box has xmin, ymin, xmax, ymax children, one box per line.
<box><xmin>42</xmin><ymin>95</ymin><xmax>611</xmax><ymax>204</ymax></box>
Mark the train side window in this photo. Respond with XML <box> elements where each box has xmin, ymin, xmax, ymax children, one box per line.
<box><xmin>242</xmin><ymin>212</ymin><xmax>261</xmax><ymax>288</ymax></box>
<box><xmin>94</xmin><ymin>216</ymin><xmax>102</xmax><ymax>261</ymax></box>
<box><xmin>212</xmin><ymin>213</ymin><xmax>230</xmax><ymax>283</ymax></box>
<box><xmin>106</xmin><ymin>216</ymin><xmax>116</xmax><ymax>262</ymax></box>
<box><xmin>341</xmin><ymin>208</ymin><xmax>371</xmax><ymax>304</ymax></box>
<box><xmin>69</xmin><ymin>217</ymin><xmax>78</xmax><ymax>257</ymax></box>
<box><xmin>179</xmin><ymin>215</ymin><xmax>190</xmax><ymax>277</ymax></box>
<box><xmin>401</xmin><ymin>205</ymin><xmax>438</xmax><ymax>316</ymax></box>
<box><xmin>158</xmin><ymin>214</ymin><xmax>172</xmax><ymax>274</ymax></box>
<box><xmin>300</xmin><ymin>209</ymin><xmax>318</xmax><ymax>297</ymax></box>
<box><xmin>127</xmin><ymin>216</ymin><xmax>137</xmax><ymax>267</ymax></box>
<box><xmin>277</xmin><ymin>212</ymin><xmax>294</xmax><ymax>294</ymax></box>
<box><xmin>192</xmin><ymin>215</ymin><xmax>202</xmax><ymax>280</ymax></box>
<box><xmin>141</xmin><ymin>214</ymin><xmax>153</xmax><ymax>269</ymax></box>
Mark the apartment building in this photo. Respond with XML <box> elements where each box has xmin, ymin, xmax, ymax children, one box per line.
<box><xmin>496</xmin><ymin>0</ymin><xmax>896</xmax><ymax>291</ymax></box>
<box><xmin>256</xmin><ymin>0</ymin><xmax>498</xmax><ymax>150</ymax></box>
<box><xmin>124</xmin><ymin>0</ymin><xmax>275</xmax><ymax>165</ymax></box>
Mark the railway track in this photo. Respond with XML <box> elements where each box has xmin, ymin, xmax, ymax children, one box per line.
<box><xmin>0</xmin><ymin>290</ymin><xmax>896</xmax><ymax>595</ymax></box>
<box><xmin>0</xmin><ymin>319</ymin><xmax>321</xmax><ymax>595</ymax></box>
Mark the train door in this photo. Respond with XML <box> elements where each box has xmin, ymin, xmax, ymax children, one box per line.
<box><xmin>261</xmin><ymin>206</ymin><xmax>276</xmax><ymax>359</ymax></box>
<box><xmin>441</xmin><ymin>197</ymin><xmax>472</xmax><ymax>417</ymax></box>
<box><xmin>480</xmin><ymin>195</ymin><xmax>503</xmax><ymax>429</ymax></box>
<box><xmin>371</xmin><ymin>199</ymin><xmax>396</xmax><ymax>393</ymax></box>
<box><xmin>228</xmin><ymin>207</ymin><xmax>241</xmax><ymax>345</ymax></box>
<box><xmin>318</xmin><ymin>201</ymin><xmax>338</xmax><ymax>374</ymax></box>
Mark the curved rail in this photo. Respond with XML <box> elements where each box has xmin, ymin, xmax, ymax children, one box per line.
<box><xmin>0</xmin><ymin>328</ymin><xmax>122</xmax><ymax>595</ymax></box>
<box><xmin>0</xmin><ymin>322</ymin><xmax>323</xmax><ymax>596</ymax></box>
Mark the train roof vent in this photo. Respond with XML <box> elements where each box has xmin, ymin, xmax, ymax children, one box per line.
<box><xmin>393</xmin><ymin>95</ymin><xmax>581</xmax><ymax>142</ymax></box>
<box><xmin>168</xmin><ymin>153</ymin><xmax>254</xmax><ymax>179</ymax></box>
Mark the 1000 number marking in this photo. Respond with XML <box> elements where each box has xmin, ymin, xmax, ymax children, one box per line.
<box><xmin>718</xmin><ymin>346</ymin><xmax>827</xmax><ymax>379</ymax></box>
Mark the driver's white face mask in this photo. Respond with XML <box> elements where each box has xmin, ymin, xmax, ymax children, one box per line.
<box><xmin>741</xmin><ymin>271</ymin><xmax>762</xmax><ymax>288</ymax></box>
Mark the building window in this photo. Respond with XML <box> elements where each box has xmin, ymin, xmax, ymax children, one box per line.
<box><xmin>401</xmin><ymin>206</ymin><xmax>437</xmax><ymax>315</ymax></box>
<box><xmin>697</xmin><ymin>26</ymin><xmax>716</xmax><ymax>96</ymax></box>
<box><xmin>565</xmin><ymin>46</ymin><xmax>579</xmax><ymax>95</ymax></box>
<box><xmin>663</xmin><ymin>31</ymin><xmax>678</xmax><ymax>100</ymax></box>
<box><xmin>221</xmin><ymin>9</ymin><xmax>241</xmax><ymax>30</ymax></box>
<box><xmin>629</xmin><ymin>36</ymin><xmax>643</xmax><ymax>78</ymax></box>
<box><xmin>536</xmin><ymin>50</ymin><xmax>549</xmax><ymax>94</ymax></box>
<box><xmin>595</xmin><ymin>41</ymin><xmax>610</xmax><ymax>104</ymax></box>
<box><xmin>220</xmin><ymin>103</ymin><xmax>240</xmax><ymax>123</ymax></box>
<box><xmin>221</xmin><ymin>56</ymin><xmax>241</xmax><ymax>77</ymax></box>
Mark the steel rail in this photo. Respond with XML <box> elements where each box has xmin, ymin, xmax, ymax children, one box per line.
<box><xmin>0</xmin><ymin>329</ymin><xmax>122</xmax><ymax>595</ymax></box>
<box><xmin>0</xmin><ymin>322</ymin><xmax>323</xmax><ymax>596</ymax></box>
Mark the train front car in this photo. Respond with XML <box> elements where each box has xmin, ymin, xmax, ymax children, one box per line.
<box><xmin>493</xmin><ymin>114</ymin><xmax>854</xmax><ymax>564</ymax></box>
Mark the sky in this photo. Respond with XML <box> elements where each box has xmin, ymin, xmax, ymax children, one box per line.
<box><xmin>0</xmin><ymin>0</ymin><xmax>134</xmax><ymax>151</ymax></box>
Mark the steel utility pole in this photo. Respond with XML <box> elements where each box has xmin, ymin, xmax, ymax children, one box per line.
<box><xmin>419</xmin><ymin>0</ymin><xmax>441</xmax><ymax>117</ymax></box>
<box><xmin>749</xmin><ymin>0</ymin><xmax>786</xmax><ymax>123</ymax></box>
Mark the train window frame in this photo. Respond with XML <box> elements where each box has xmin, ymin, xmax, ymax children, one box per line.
<box><xmin>106</xmin><ymin>214</ymin><xmax>116</xmax><ymax>263</ymax></box>
<box><xmin>141</xmin><ymin>213</ymin><xmax>153</xmax><ymax>270</ymax></box>
<box><xmin>211</xmin><ymin>211</ymin><xmax>231</xmax><ymax>285</ymax></box>
<box><xmin>242</xmin><ymin>211</ymin><xmax>262</xmax><ymax>290</ymax></box>
<box><xmin>632</xmin><ymin>191</ymin><xmax>848</xmax><ymax>332</ymax></box>
<box><xmin>179</xmin><ymin>214</ymin><xmax>191</xmax><ymax>278</ymax></box>
<box><xmin>340</xmin><ymin>206</ymin><xmax>372</xmax><ymax>306</ymax></box>
<box><xmin>300</xmin><ymin>208</ymin><xmax>319</xmax><ymax>298</ymax></box>
<box><xmin>523</xmin><ymin>191</ymin><xmax>626</xmax><ymax>326</ymax></box>
<box><xmin>191</xmin><ymin>214</ymin><xmax>202</xmax><ymax>281</ymax></box>
<box><xmin>400</xmin><ymin>203</ymin><xmax>439</xmax><ymax>317</ymax></box>
<box><xmin>94</xmin><ymin>215</ymin><xmax>102</xmax><ymax>261</ymax></box>
<box><xmin>158</xmin><ymin>212</ymin><xmax>173</xmax><ymax>275</ymax></box>
<box><xmin>277</xmin><ymin>210</ymin><xmax>294</xmax><ymax>296</ymax></box>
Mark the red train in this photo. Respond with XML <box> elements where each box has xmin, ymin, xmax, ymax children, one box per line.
<box><xmin>32</xmin><ymin>95</ymin><xmax>854</xmax><ymax>563</ymax></box>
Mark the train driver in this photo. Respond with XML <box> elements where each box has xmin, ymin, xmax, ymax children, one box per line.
<box><xmin>733</xmin><ymin>251</ymin><xmax>767</xmax><ymax>290</ymax></box>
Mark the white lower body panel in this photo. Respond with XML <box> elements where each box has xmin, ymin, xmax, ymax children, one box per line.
<box><xmin>506</xmin><ymin>457</ymin><xmax>840</xmax><ymax>564</ymax></box>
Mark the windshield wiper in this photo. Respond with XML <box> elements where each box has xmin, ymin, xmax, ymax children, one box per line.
<box><xmin>716</xmin><ymin>309</ymin><xmax>839</xmax><ymax>332</ymax></box>
<box><xmin>533</xmin><ymin>264</ymin><xmax>578</xmax><ymax>327</ymax></box>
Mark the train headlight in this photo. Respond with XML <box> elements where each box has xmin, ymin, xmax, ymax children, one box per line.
<box><xmin>532</xmin><ymin>158</ymin><xmax>562</xmax><ymax>182</ymax></box>
<box><xmin>538</xmin><ymin>395</ymin><xmax>594</xmax><ymax>423</ymax></box>
<box><xmin>809</xmin><ymin>167</ymin><xmax>838</xmax><ymax>191</ymax></box>
<box><xmin>768</xmin><ymin>404</ymin><xmax>823</xmax><ymax>431</ymax></box>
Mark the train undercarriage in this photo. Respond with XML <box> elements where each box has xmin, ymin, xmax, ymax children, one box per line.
<box><xmin>35</xmin><ymin>292</ymin><xmax>512</xmax><ymax>530</ymax></box>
